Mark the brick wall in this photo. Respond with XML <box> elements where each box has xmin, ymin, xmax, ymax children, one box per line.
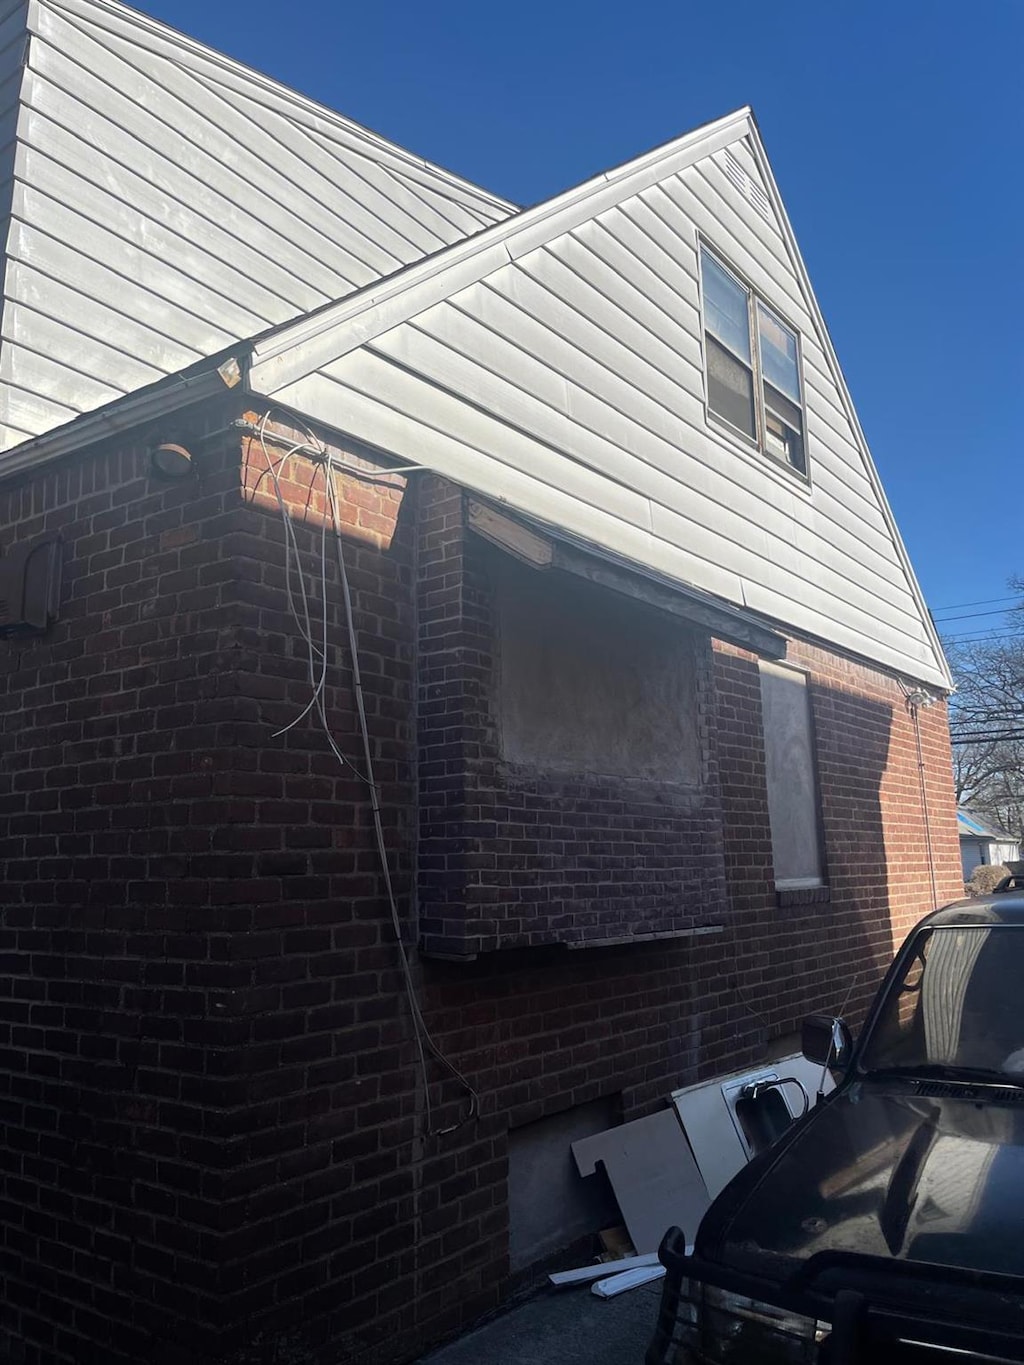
<box><xmin>214</xmin><ymin>419</ymin><xmax>421</xmax><ymax>1364</ymax></box>
<box><xmin>691</xmin><ymin>640</ymin><xmax>964</xmax><ymax>1081</ymax></box>
<box><xmin>0</xmin><ymin>410</ymin><xmax>964</xmax><ymax>1365</ymax></box>
<box><xmin>0</xmin><ymin>396</ymin><xmax>251</xmax><ymax>1364</ymax></box>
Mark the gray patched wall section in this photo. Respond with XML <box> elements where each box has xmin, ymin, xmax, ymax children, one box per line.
<box><xmin>495</xmin><ymin>558</ymin><xmax>702</xmax><ymax>782</ymax></box>
<box><xmin>507</xmin><ymin>1097</ymin><xmax>620</xmax><ymax>1271</ymax></box>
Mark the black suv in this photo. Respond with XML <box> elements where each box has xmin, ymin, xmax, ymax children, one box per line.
<box><xmin>648</xmin><ymin>888</ymin><xmax>1024</xmax><ymax>1364</ymax></box>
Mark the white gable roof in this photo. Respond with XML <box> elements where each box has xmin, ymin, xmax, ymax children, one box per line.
<box><xmin>0</xmin><ymin>0</ymin><xmax>512</xmax><ymax>450</ymax></box>
<box><xmin>247</xmin><ymin>110</ymin><xmax>952</xmax><ymax>691</ymax></box>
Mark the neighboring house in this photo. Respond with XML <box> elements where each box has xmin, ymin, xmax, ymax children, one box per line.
<box><xmin>0</xmin><ymin>2</ymin><xmax>965</xmax><ymax>1363</ymax></box>
<box><xmin>958</xmin><ymin>808</ymin><xmax>1021</xmax><ymax>882</ymax></box>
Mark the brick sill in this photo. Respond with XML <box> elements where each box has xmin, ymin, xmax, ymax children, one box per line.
<box><xmin>420</xmin><ymin>923</ymin><xmax>725</xmax><ymax>961</ymax></box>
<box><xmin>776</xmin><ymin>885</ymin><xmax>831</xmax><ymax>909</ymax></box>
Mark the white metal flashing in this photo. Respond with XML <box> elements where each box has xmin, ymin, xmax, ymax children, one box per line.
<box><xmin>591</xmin><ymin>1265</ymin><xmax>666</xmax><ymax>1298</ymax></box>
<box><xmin>548</xmin><ymin>1253</ymin><xmax>661</xmax><ymax>1287</ymax></box>
<box><xmin>0</xmin><ymin>364</ymin><xmax>234</xmax><ymax>477</ymax></box>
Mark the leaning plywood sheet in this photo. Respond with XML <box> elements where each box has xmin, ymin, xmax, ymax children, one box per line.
<box><xmin>571</xmin><ymin>1109</ymin><xmax>709</xmax><ymax>1255</ymax></box>
<box><xmin>671</xmin><ymin>1076</ymin><xmax>749</xmax><ymax>1201</ymax></box>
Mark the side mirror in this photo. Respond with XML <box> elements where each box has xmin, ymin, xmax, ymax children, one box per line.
<box><xmin>801</xmin><ymin>1014</ymin><xmax>853</xmax><ymax>1071</ymax></box>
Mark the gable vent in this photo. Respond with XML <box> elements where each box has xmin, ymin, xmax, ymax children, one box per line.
<box><xmin>0</xmin><ymin>533</ymin><xmax>62</xmax><ymax>634</ymax></box>
<box><xmin>723</xmin><ymin>149</ymin><xmax>772</xmax><ymax>222</ymax></box>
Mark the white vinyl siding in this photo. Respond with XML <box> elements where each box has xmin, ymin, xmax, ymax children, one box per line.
<box><xmin>256</xmin><ymin>126</ymin><xmax>947</xmax><ymax>687</ymax></box>
<box><xmin>0</xmin><ymin>0</ymin><xmax>512</xmax><ymax>449</ymax></box>
<box><xmin>0</xmin><ymin>2</ymin><xmax>29</xmax><ymax>444</ymax></box>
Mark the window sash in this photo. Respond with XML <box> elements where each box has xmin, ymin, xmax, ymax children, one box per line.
<box><xmin>763</xmin><ymin>382</ymin><xmax>806</xmax><ymax>476</ymax></box>
<box><xmin>702</xmin><ymin>254</ymin><xmax>752</xmax><ymax>364</ymax></box>
<box><xmin>757</xmin><ymin>302</ymin><xmax>800</xmax><ymax>403</ymax></box>
<box><xmin>706</xmin><ymin>336</ymin><xmax>756</xmax><ymax>440</ymax></box>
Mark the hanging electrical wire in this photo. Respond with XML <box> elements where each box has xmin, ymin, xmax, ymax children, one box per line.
<box><xmin>255</xmin><ymin>413</ymin><xmax>372</xmax><ymax>785</ymax></box>
<box><xmin>323</xmin><ymin>460</ymin><xmax>479</xmax><ymax>1135</ymax></box>
<box><xmin>944</xmin><ymin>630</ymin><xmax>1015</xmax><ymax>647</ymax></box>
<box><xmin>254</xmin><ymin>410</ymin><xmax>478</xmax><ymax>1137</ymax></box>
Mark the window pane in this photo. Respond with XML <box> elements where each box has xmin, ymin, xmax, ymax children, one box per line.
<box><xmin>764</xmin><ymin>383</ymin><xmax>806</xmax><ymax>475</ymax></box>
<box><xmin>757</xmin><ymin>303</ymin><xmax>800</xmax><ymax>401</ymax></box>
<box><xmin>763</xmin><ymin>383</ymin><xmax>802</xmax><ymax>433</ymax></box>
<box><xmin>702</xmin><ymin>253</ymin><xmax>751</xmax><ymax>362</ymax></box>
<box><xmin>707</xmin><ymin>336</ymin><xmax>755</xmax><ymax>438</ymax></box>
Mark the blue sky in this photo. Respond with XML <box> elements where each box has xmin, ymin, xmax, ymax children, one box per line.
<box><xmin>147</xmin><ymin>0</ymin><xmax>1023</xmax><ymax>643</ymax></box>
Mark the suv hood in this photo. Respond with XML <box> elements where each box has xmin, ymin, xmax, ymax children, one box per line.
<box><xmin>716</xmin><ymin>1082</ymin><xmax>1024</xmax><ymax>1278</ymax></box>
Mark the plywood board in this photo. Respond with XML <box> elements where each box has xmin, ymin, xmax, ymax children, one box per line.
<box><xmin>670</xmin><ymin>1078</ymin><xmax>749</xmax><ymax>1201</ymax></box>
<box><xmin>571</xmin><ymin>1109</ymin><xmax>709</xmax><ymax>1254</ymax></box>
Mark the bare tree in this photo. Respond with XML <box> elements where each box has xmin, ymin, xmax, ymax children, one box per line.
<box><xmin>944</xmin><ymin>582</ymin><xmax>1024</xmax><ymax>841</ymax></box>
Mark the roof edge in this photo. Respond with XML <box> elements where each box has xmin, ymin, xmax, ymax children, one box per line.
<box><xmin>36</xmin><ymin>0</ymin><xmax>516</xmax><ymax>215</ymax></box>
<box><xmin>248</xmin><ymin>107</ymin><xmax>754</xmax><ymax>393</ymax></box>
<box><xmin>740</xmin><ymin>125</ymin><xmax>954</xmax><ymax>693</ymax></box>
<box><xmin>0</xmin><ymin>362</ymin><xmax>239</xmax><ymax>480</ymax></box>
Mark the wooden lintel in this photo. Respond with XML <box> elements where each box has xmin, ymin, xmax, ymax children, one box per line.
<box><xmin>466</xmin><ymin>500</ymin><xmax>554</xmax><ymax>567</ymax></box>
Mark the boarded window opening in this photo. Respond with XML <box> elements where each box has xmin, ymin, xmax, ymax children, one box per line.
<box><xmin>759</xmin><ymin>661</ymin><xmax>825</xmax><ymax>888</ymax></box>
<box><xmin>494</xmin><ymin>556</ymin><xmax>702</xmax><ymax>784</ymax></box>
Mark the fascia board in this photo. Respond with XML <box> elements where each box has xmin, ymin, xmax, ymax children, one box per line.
<box><xmin>743</xmin><ymin>127</ymin><xmax>954</xmax><ymax>694</ymax></box>
<box><xmin>249</xmin><ymin>108</ymin><xmax>753</xmax><ymax>394</ymax></box>
<box><xmin>503</xmin><ymin>118</ymin><xmax>747</xmax><ymax>260</ymax></box>
<box><xmin>0</xmin><ymin>364</ymin><xmax>235</xmax><ymax>480</ymax></box>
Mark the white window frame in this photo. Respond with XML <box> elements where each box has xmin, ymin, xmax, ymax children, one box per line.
<box><xmin>698</xmin><ymin>243</ymin><xmax>810</xmax><ymax>483</ymax></box>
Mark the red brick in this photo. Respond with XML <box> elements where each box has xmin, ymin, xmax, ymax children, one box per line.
<box><xmin>0</xmin><ymin>412</ymin><xmax>963</xmax><ymax>1365</ymax></box>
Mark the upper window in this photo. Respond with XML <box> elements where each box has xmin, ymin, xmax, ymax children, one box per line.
<box><xmin>700</xmin><ymin>248</ymin><xmax>807</xmax><ymax>478</ymax></box>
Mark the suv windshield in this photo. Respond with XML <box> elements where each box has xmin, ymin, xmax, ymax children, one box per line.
<box><xmin>861</xmin><ymin>924</ymin><xmax>1024</xmax><ymax>1081</ymax></box>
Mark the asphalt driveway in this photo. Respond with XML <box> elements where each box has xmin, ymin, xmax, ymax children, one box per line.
<box><xmin>414</xmin><ymin>1277</ymin><xmax>662</xmax><ymax>1365</ymax></box>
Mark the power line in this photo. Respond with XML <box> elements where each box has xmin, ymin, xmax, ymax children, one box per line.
<box><xmin>932</xmin><ymin>594</ymin><xmax>1022</xmax><ymax>613</ymax></box>
<box><xmin>933</xmin><ymin>607</ymin><xmax>1020</xmax><ymax>624</ymax></box>
<box><xmin>254</xmin><ymin>410</ymin><xmax>478</xmax><ymax>1140</ymax></box>
<box><xmin>953</xmin><ymin>720</ymin><xmax>1024</xmax><ymax>730</ymax></box>
<box><xmin>941</xmin><ymin>628</ymin><xmax>1015</xmax><ymax>643</ymax></box>
<box><xmin>952</xmin><ymin>731</ymin><xmax>1024</xmax><ymax>745</ymax></box>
